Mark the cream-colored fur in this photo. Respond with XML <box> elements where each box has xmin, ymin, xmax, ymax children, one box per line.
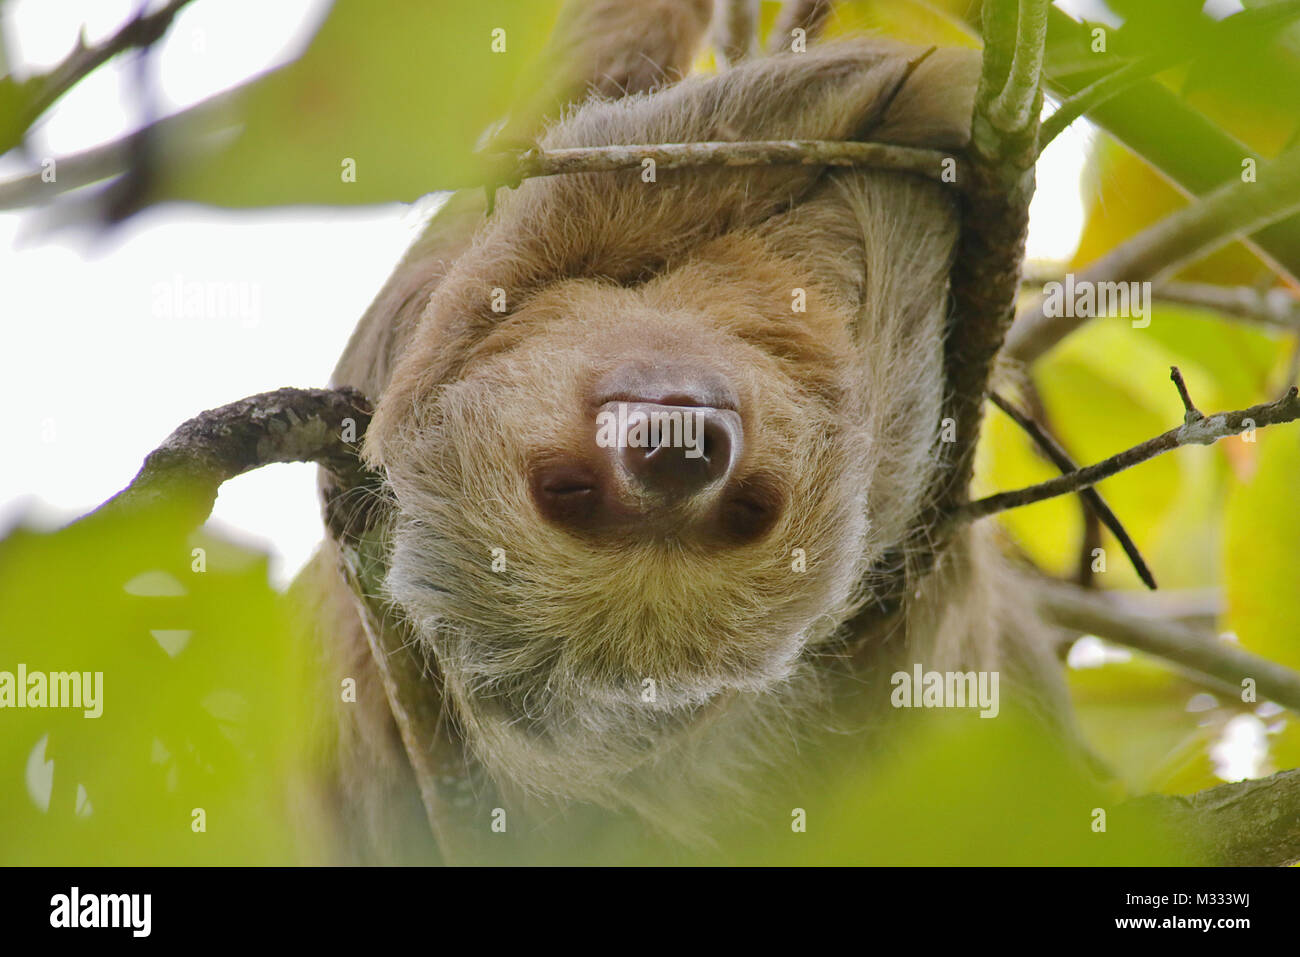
<box><xmin>313</xmin><ymin>23</ymin><xmax>1079</xmax><ymax>856</ymax></box>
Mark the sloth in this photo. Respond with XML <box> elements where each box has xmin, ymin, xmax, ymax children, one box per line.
<box><xmin>309</xmin><ymin>3</ymin><xmax>1079</xmax><ymax>860</ymax></box>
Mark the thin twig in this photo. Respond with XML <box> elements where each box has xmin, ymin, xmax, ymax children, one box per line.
<box><xmin>1153</xmin><ymin>280</ymin><xmax>1300</xmax><ymax>332</ymax></box>
<box><xmin>0</xmin><ymin>79</ymin><xmax>252</xmax><ymax>210</ymax></box>
<box><xmin>491</xmin><ymin>139</ymin><xmax>961</xmax><ymax>187</ymax></box>
<box><xmin>1019</xmin><ymin>270</ymin><xmax>1300</xmax><ymax>333</ymax></box>
<box><xmin>989</xmin><ymin>390</ymin><xmax>1156</xmax><ymax>589</ymax></box>
<box><xmin>7</xmin><ymin>0</ymin><xmax>196</xmax><ymax>149</ymax></box>
<box><xmin>959</xmin><ymin>378</ymin><xmax>1300</xmax><ymax>523</ymax></box>
<box><xmin>1169</xmin><ymin>365</ymin><xmax>1199</xmax><ymax>417</ymax></box>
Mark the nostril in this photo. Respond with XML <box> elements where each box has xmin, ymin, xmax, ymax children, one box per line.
<box><xmin>531</xmin><ymin>462</ymin><xmax>601</xmax><ymax>527</ymax></box>
<box><xmin>541</xmin><ymin>475</ymin><xmax>595</xmax><ymax>497</ymax></box>
<box><xmin>718</xmin><ymin>479</ymin><xmax>783</xmax><ymax>543</ymax></box>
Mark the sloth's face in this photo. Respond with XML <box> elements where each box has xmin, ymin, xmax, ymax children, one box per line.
<box><xmin>378</xmin><ymin>271</ymin><xmax>873</xmax><ymax>722</ymax></box>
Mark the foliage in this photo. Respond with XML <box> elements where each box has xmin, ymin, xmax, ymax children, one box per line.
<box><xmin>2</xmin><ymin>0</ymin><xmax>1299</xmax><ymax>864</ymax></box>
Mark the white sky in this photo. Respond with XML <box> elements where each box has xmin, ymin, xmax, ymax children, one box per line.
<box><xmin>0</xmin><ymin>0</ymin><xmax>1093</xmax><ymax>586</ymax></box>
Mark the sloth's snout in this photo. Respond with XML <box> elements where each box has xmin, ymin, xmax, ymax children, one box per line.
<box><xmin>610</xmin><ymin>401</ymin><xmax>740</xmax><ymax>502</ymax></box>
<box><xmin>529</xmin><ymin>361</ymin><xmax>781</xmax><ymax>543</ymax></box>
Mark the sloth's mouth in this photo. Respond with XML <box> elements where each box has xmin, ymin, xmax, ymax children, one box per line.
<box><xmin>717</xmin><ymin>478</ymin><xmax>783</xmax><ymax>543</ymax></box>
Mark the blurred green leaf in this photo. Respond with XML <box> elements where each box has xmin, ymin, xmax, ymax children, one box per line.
<box><xmin>160</xmin><ymin>0</ymin><xmax>559</xmax><ymax>207</ymax></box>
<box><xmin>0</xmin><ymin>73</ymin><xmax>40</xmax><ymax>155</ymax></box>
<box><xmin>0</xmin><ymin>506</ymin><xmax>324</xmax><ymax>865</ymax></box>
<box><xmin>1223</xmin><ymin>428</ymin><xmax>1300</xmax><ymax>672</ymax></box>
<box><xmin>1068</xmin><ymin>656</ymin><xmax>1222</xmax><ymax>793</ymax></box>
<box><xmin>711</xmin><ymin>708</ymin><xmax>1191</xmax><ymax>865</ymax></box>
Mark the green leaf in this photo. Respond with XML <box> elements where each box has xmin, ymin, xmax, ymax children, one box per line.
<box><xmin>162</xmin><ymin>0</ymin><xmax>560</xmax><ymax>207</ymax></box>
<box><xmin>713</xmin><ymin>708</ymin><xmax>1192</xmax><ymax>865</ymax></box>
<box><xmin>0</xmin><ymin>506</ymin><xmax>325</xmax><ymax>865</ymax></box>
<box><xmin>1223</xmin><ymin>428</ymin><xmax>1300</xmax><ymax>672</ymax></box>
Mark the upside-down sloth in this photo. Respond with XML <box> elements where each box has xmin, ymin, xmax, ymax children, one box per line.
<box><xmin>304</xmin><ymin>0</ymin><xmax>1081</xmax><ymax>863</ymax></box>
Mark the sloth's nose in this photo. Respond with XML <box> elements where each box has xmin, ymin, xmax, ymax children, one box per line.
<box><xmin>608</xmin><ymin>402</ymin><xmax>740</xmax><ymax>502</ymax></box>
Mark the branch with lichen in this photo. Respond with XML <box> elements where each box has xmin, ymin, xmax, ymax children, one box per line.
<box><xmin>487</xmin><ymin>138</ymin><xmax>961</xmax><ymax>188</ymax></box>
<box><xmin>86</xmin><ymin>387</ymin><xmax>376</xmax><ymax>527</ymax></box>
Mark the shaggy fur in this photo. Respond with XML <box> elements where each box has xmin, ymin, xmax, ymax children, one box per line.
<box><xmin>315</xmin><ymin>15</ymin><xmax>1078</xmax><ymax>855</ymax></box>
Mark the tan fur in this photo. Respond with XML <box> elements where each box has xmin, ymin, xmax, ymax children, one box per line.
<box><xmin>314</xmin><ymin>16</ymin><xmax>1080</xmax><ymax>855</ymax></box>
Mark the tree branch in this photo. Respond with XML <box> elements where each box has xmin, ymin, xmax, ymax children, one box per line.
<box><xmin>1020</xmin><ymin>268</ymin><xmax>1300</xmax><ymax>334</ymax></box>
<box><xmin>87</xmin><ymin>387</ymin><xmax>375</xmax><ymax>526</ymax></box>
<box><xmin>929</xmin><ymin>0</ymin><xmax>1046</xmax><ymax>516</ymax></box>
<box><xmin>5</xmin><ymin>0</ymin><xmax>196</xmax><ymax>152</ymax></box>
<box><xmin>1005</xmin><ymin>138</ymin><xmax>1300</xmax><ymax>363</ymax></box>
<box><xmin>1148</xmin><ymin>280</ymin><xmax>1300</xmax><ymax>333</ymax></box>
<box><xmin>989</xmin><ymin>390</ymin><xmax>1156</xmax><ymax>589</ymax></box>
<box><xmin>842</xmin><ymin>0</ymin><xmax>1050</xmax><ymax>626</ymax></box>
<box><xmin>1127</xmin><ymin>769</ymin><xmax>1300</xmax><ymax>866</ymax></box>
<box><xmin>1032</xmin><ymin>578</ymin><xmax>1300</xmax><ymax>715</ymax></box>
<box><xmin>0</xmin><ymin>77</ymin><xmax>253</xmax><ymax>210</ymax></box>
<box><xmin>489</xmin><ymin>138</ymin><xmax>961</xmax><ymax>188</ymax></box>
<box><xmin>959</xmin><ymin>372</ymin><xmax>1300</xmax><ymax>524</ymax></box>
